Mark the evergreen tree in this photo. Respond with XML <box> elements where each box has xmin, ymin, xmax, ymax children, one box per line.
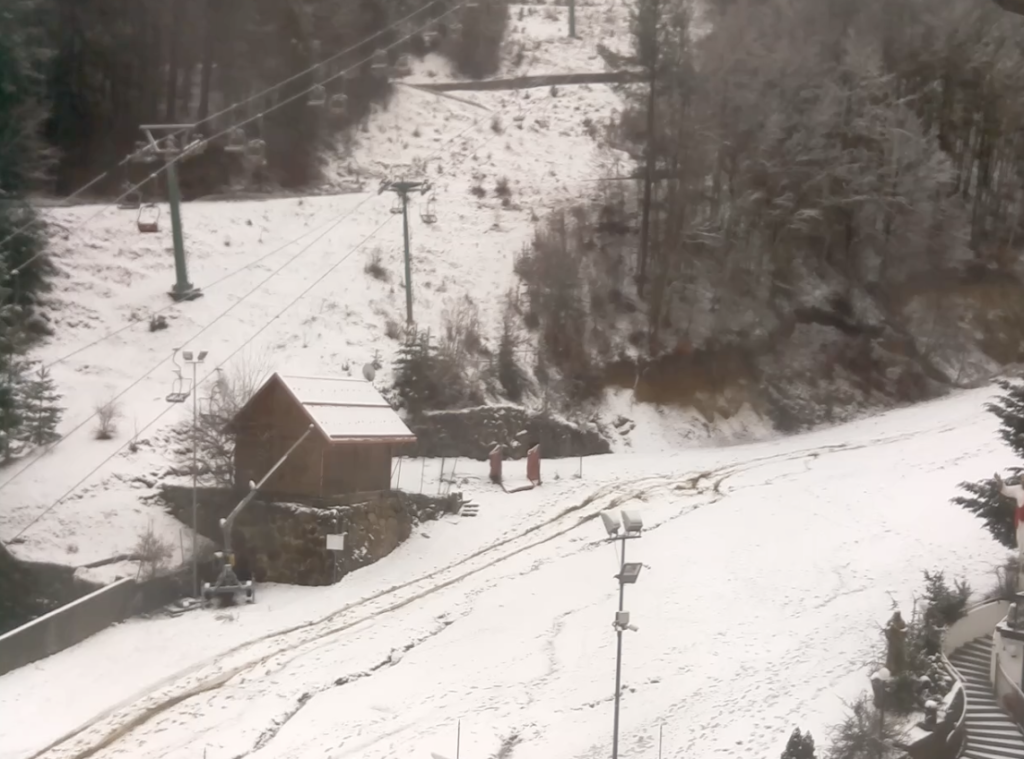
<box><xmin>17</xmin><ymin>363</ymin><xmax>62</xmax><ymax>446</ymax></box>
<box><xmin>496</xmin><ymin>296</ymin><xmax>527</xmax><ymax>402</ymax></box>
<box><xmin>781</xmin><ymin>727</ymin><xmax>817</xmax><ymax>759</ymax></box>
<box><xmin>392</xmin><ymin>329</ymin><xmax>441</xmax><ymax>413</ymax></box>
<box><xmin>951</xmin><ymin>379</ymin><xmax>1024</xmax><ymax>549</ymax></box>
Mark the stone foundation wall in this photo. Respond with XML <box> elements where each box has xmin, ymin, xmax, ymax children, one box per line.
<box><xmin>408</xmin><ymin>405</ymin><xmax>610</xmax><ymax>460</ymax></box>
<box><xmin>158</xmin><ymin>486</ymin><xmax>462</xmax><ymax>586</ymax></box>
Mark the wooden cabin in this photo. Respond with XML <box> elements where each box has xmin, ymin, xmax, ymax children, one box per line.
<box><xmin>229</xmin><ymin>373</ymin><xmax>416</xmax><ymax>498</ymax></box>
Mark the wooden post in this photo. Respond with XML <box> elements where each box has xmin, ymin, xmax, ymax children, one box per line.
<box><xmin>527</xmin><ymin>444</ymin><xmax>541</xmax><ymax>486</ymax></box>
<box><xmin>489</xmin><ymin>446</ymin><xmax>503</xmax><ymax>484</ymax></box>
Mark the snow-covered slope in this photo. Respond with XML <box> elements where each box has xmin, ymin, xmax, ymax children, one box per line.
<box><xmin>0</xmin><ymin>386</ymin><xmax>1013</xmax><ymax>759</ymax></box>
<box><xmin>0</xmin><ymin>4</ymin><xmax>645</xmax><ymax>571</ymax></box>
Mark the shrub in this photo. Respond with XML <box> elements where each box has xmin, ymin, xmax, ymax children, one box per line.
<box><xmin>95</xmin><ymin>395</ymin><xmax>121</xmax><ymax>440</ymax></box>
<box><xmin>134</xmin><ymin>520</ymin><xmax>173</xmax><ymax>579</ymax></box>
<box><xmin>781</xmin><ymin>728</ymin><xmax>817</xmax><ymax>759</ymax></box>
<box><xmin>364</xmin><ymin>247</ymin><xmax>389</xmax><ymax>281</ymax></box>
<box><xmin>828</xmin><ymin>696</ymin><xmax>902</xmax><ymax>759</ymax></box>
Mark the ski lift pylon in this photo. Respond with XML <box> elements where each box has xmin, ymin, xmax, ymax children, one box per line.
<box><xmin>166</xmin><ymin>349</ymin><xmax>193</xmax><ymax>403</ymax></box>
<box><xmin>137</xmin><ymin>203</ymin><xmax>161</xmax><ymax>233</ymax></box>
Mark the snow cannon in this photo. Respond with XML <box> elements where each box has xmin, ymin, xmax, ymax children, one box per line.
<box><xmin>201</xmin><ymin>551</ymin><xmax>255</xmax><ymax>607</ymax></box>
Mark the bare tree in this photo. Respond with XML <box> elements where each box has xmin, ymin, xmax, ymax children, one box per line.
<box><xmin>175</xmin><ymin>349</ymin><xmax>269</xmax><ymax>486</ymax></box>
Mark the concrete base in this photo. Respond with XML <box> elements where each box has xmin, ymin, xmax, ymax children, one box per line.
<box><xmin>170</xmin><ymin>285</ymin><xmax>203</xmax><ymax>302</ymax></box>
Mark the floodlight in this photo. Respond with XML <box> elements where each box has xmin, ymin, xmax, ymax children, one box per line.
<box><xmin>197</xmin><ymin>350</ymin><xmax>208</xmax><ymax>361</ymax></box>
<box><xmin>600</xmin><ymin>511</ymin><xmax>621</xmax><ymax>537</ymax></box>
<box><xmin>618</xmin><ymin>562</ymin><xmax>643</xmax><ymax>584</ymax></box>
<box><xmin>621</xmin><ymin>510</ymin><xmax>643</xmax><ymax>534</ymax></box>
<box><xmin>615</xmin><ymin>610</ymin><xmax>630</xmax><ymax>627</ymax></box>
<box><xmin>182</xmin><ymin>350</ymin><xmax>193</xmax><ymax>361</ymax></box>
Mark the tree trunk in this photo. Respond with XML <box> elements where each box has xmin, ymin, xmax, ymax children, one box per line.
<box><xmin>165</xmin><ymin>0</ymin><xmax>183</xmax><ymax>122</ymax></box>
<box><xmin>198</xmin><ymin>0</ymin><xmax>216</xmax><ymax>121</ymax></box>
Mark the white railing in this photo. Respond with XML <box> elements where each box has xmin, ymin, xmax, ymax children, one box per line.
<box><xmin>941</xmin><ymin>600</ymin><xmax>1012</xmax><ymax>659</ymax></box>
<box><xmin>993</xmin><ymin>621</ymin><xmax>1024</xmax><ymax>729</ymax></box>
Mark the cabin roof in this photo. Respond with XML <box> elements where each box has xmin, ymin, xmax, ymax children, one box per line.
<box><xmin>234</xmin><ymin>373</ymin><xmax>416</xmax><ymax>443</ymax></box>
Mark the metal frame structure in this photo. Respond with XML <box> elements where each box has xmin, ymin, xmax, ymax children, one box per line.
<box><xmin>131</xmin><ymin>124</ymin><xmax>206</xmax><ymax>301</ymax></box>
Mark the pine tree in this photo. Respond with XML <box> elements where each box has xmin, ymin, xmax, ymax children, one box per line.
<box><xmin>391</xmin><ymin>329</ymin><xmax>440</xmax><ymax>413</ymax></box>
<box><xmin>781</xmin><ymin>727</ymin><xmax>817</xmax><ymax>759</ymax></box>
<box><xmin>17</xmin><ymin>363</ymin><xmax>62</xmax><ymax>446</ymax></box>
<box><xmin>951</xmin><ymin>379</ymin><xmax>1024</xmax><ymax>549</ymax></box>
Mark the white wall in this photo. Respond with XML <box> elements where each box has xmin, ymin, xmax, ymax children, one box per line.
<box><xmin>943</xmin><ymin>600</ymin><xmax>1012</xmax><ymax>659</ymax></box>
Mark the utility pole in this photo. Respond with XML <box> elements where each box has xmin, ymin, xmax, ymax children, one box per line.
<box><xmin>132</xmin><ymin>125</ymin><xmax>206</xmax><ymax>302</ymax></box>
<box><xmin>568</xmin><ymin>0</ymin><xmax>577</xmax><ymax>37</ymax></box>
<box><xmin>636</xmin><ymin>5</ymin><xmax>659</xmax><ymax>299</ymax></box>
<box><xmin>380</xmin><ymin>179</ymin><xmax>431</xmax><ymax>325</ymax></box>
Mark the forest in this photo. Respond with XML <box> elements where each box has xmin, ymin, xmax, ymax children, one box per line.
<box><xmin>514</xmin><ymin>0</ymin><xmax>1024</xmax><ymax>426</ymax></box>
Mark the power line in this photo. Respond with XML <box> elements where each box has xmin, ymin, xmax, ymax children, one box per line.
<box><xmin>0</xmin><ymin>0</ymin><xmax>451</xmax><ymax>254</ymax></box>
<box><xmin>4</xmin><ymin>56</ymin><xmax>543</xmax><ymax>543</ymax></box>
<box><xmin>9</xmin><ymin>1</ymin><xmax>468</xmax><ymax>274</ymax></box>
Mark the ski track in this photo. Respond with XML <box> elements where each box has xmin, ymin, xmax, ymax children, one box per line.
<box><xmin>30</xmin><ymin>428</ymin><xmax>926</xmax><ymax>759</ymax></box>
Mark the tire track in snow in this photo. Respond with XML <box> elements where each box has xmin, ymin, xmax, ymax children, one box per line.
<box><xmin>243</xmin><ymin>617</ymin><xmax>457</xmax><ymax>758</ymax></box>
<box><xmin>35</xmin><ymin>427</ymin><xmax>936</xmax><ymax>759</ymax></box>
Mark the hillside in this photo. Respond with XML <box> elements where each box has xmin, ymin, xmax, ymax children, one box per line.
<box><xmin>0</xmin><ymin>386</ymin><xmax>1012</xmax><ymax>759</ymax></box>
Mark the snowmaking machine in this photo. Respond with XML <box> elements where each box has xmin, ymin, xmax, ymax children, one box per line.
<box><xmin>201</xmin><ymin>423</ymin><xmax>317</xmax><ymax>608</ymax></box>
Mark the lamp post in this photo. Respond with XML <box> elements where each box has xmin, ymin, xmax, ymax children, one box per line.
<box><xmin>182</xmin><ymin>349</ymin><xmax>207</xmax><ymax>596</ymax></box>
<box><xmin>599</xmin><ymin>509</ymin><xmax>644</xmax><ymax>759</ymax></box>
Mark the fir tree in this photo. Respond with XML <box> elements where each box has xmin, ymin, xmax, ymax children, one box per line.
<box><xmin>392</xmin><ymin>329</ymin><xmax>441</xmax><ymax>413</ymax></box>
<box><xmin>17</xmin><ymin>363</ymin><xmax>62</xmax><ymax>446</ymax></box>
<box><xmin>496</xmin><ymin>297</ymin><xmax>527</xmax><ymax>402</ymax></box>
<box><xmin>781</xmin><ymin>727</ymin><xmax>817</xmax><ymax>759</ymax></box>
<box><xmin>951</xmin><ymin>379</ymin><xmax>1024</xmax><ymax>549</ymax></box>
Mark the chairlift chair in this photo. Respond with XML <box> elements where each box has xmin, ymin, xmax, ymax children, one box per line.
<box><xmin>245</xmin><ymin>139</ymin><xmax>267</xmax><ymax>168</ymax></box>
<box><xmin>309</xmin><ymin>84</ymin><xmax>327</xmax><ymax>107</ymax></box>
<box><xmin>371</xmin><ymin>49</ymin><xmax>389</xmax><ymax>76</ymax></box>
<box><xmin>225</xmin><ymin>128</ymin><xmax>248</xmax><ymax>154</ymax></box>
<box><xmin>328</xmin><ymin>93</ymin><xmax>348</xmax><ymax>117</ymax></box>
<box><xmin>137</xmin><ymin>203</ymin><xmax>161</xmax><ymax>233</ymax></box>
<box><xmin>393</xmin><ymin>55</ymin><xmax>413</xmax><ymax>78</ymax></box>
<box><xmin>420</xmin><ymin>195</ymin><xmax>438</xmax><ymax>225</ymax></box>
<box><xmin>423</xmin><ymin>30</ymin><xmax>440</xmax><ymax>48</ymax></box>
<box><xmin>118</xmin><ymin>183</ymin><xmax>142</xmax><ymax>210</ymax></box>
<box><xmin>166</xmin><ymin>349</ymin><xmax>193</xmax><ymax>402</ymax></box>
<box><xmin>390</xmin><ymin>195</ymin><xmax>404</xmax><ymax>215</ymax></box>
<box><xmin>131</xmin><ymin>141</ymin><xmax>159</xmax><ymax>164</ymax></box>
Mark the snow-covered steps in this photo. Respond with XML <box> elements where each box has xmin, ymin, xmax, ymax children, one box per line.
<box><xmin>459</xmin><ymin>502</ymin><xmax>480</xmax><ymax>518</ymax></box>
<box><xmin>948</xmin><ymin>635</ymin><xmax>1024</xmax><ymax>759</ymax></box>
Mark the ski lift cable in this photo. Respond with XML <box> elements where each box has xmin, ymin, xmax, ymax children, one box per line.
<box><xmin>0</xmin><ymin>86</ymin><xmax>531</xmax><ymax>523</ymax></box>
<box><xmin>2</xmin><ymin>0</ymin><xmax>470</xmax><ymax>262</ymax></box>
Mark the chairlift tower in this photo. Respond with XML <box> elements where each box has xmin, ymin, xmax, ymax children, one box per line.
<box><xmin>133</xmin><ymin>124</ymin><xmax>206</xmax><ymax>302</ymax></box>
<box><xmin>379</xmin><ymin>179</ymin><xmax>431</xmax><ymax>325</ymax></box>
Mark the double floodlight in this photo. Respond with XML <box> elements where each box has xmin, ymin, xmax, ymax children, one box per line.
<box><xmin>182</xmin><ymin>350</ymin><xmax>208</xmax><ymax>362</ymax></box>
<box><xmin>600</xmin><ymin>509</ymin><xmax>644</xmax><ymax>538</ymax></box>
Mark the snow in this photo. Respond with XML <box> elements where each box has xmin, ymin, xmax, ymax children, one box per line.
<box><xmin>274</xmin><ymin>374</ymin><xmax>415</xmax><ymax>441</ymax></box>
<box><xmin>0</xmin><ymin>385</ymin><xmax>1017</xmax><ymax>759</ymax></box>
<box><xmin>0</xmin><ymin>6</ymin><xmax>1018</xmax><ymax>759</ymax></box>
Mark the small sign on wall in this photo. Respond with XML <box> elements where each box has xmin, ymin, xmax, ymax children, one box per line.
<box><xmin>326</xmin><ymin>533</ymin><xmax>346</xmax><ymax>552</ymax></box>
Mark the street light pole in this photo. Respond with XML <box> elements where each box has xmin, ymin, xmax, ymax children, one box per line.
<box><xmin>612</xmin><ymin>536</ymin><xmax>627</xmax><ymax>759</ymax></box>
<box><xmin>181</xmin><ymin>349</ymin><xmax>207</xmax><ymax>596</ymax></box>
<box><xmin>191</xmin><ymin>358</ymin><xmax>199</xmax><ymax>596</ymax></box>
<box><xmin>600</xmin><ymin>510</ymin><xmax>644</xmax><ymax>759</ymax></box>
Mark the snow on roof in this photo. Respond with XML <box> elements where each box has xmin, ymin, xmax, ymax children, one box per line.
<box><xmin>276</xmin><ymin>374</ymin><xmax>416</xmax><ymax>442</ymax></box>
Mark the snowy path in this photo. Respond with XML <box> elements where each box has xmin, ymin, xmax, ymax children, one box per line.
<box><xmin>8</xmin><ymin>388</ymin><xmax>1013</xmax><ymax>759</ymax></box>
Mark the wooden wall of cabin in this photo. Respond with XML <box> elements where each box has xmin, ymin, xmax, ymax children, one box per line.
<box><xmin>321</xmin><ymin>443</ymin><xmax>392</xmax><ymax>496</ymax></box>
<box><xmin>233</xmin><ymin>380</ymin><xmax>326</xmax><ymax>497</ymax></box>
